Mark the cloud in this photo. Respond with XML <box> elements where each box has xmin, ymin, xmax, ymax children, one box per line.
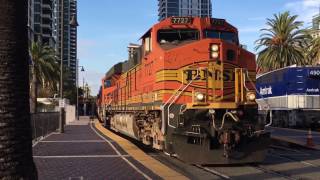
<box><xmin>285</xmin><ymin>0</ymin><xmax>320</xmax><ymax>23</ymax></box>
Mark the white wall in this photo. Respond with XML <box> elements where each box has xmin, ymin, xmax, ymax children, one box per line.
<box><xmin>65</xmin><ymin>105</ymin><xmax>76</xmax><ymax>124</ymax></box>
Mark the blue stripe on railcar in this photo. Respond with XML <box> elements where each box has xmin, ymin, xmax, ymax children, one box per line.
<box><xmin>256</xmin><ymin>67</ymin><xmax>320</xmax><ymax>99</ymax></box>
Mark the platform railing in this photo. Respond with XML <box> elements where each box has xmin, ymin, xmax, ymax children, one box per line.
<box><xmin>31</xmin><ymin>112</ymin><xmax>59</xmax><ymax>141</ymax></box>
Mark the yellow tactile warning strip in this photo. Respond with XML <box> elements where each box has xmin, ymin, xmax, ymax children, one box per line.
<box><xmin>94</xmin><ymin>121</ymin><xmax>189</xmax><ymax>180</ymax></box>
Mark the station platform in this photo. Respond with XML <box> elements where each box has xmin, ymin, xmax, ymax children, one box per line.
<box><xmin>33</xmin><ymin>116</ymin><xmax>188</xmax><ymax>180</ymax></box>
<box><xmin>266</xmin><ymin>126</ymin><xmax>320</xmax><ymax>150</ymax></box>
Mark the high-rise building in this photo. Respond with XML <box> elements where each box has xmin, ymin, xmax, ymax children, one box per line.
<box><xmin>28</xmin><ymin>0</ymin><xmax>34</xmax><ymax>46</ymax></box>
<box><xmin>56</xmin><ymin>0</ymin><xmax>78</xmax><ymax>86</ymax></box>
<box><xmin>42</xmin><ymin>0</ymin><xmax>56</xmax><ymax>46</ymax></box>
<box><xmin>32</xmin><ymin>0</ymin><xmax>56</xmax><ymax>47</ymax></box>
<box><xmin>69</xmin><ymin>0</ymin><xmax>78</xmax><ymax>84</ymax></box>
<box><xmin>158</xmin><ymin>0</ymin><xmax>212</xmax><ymax>21</ymax></box>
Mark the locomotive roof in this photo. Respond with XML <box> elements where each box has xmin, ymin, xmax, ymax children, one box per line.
<box><xmin>140</xmin><ymin>16</ymin><xmax>238</xmax><ymax>39</ymax></box>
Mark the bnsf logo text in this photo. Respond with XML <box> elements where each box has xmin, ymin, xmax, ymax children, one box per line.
<box><xmin>184</xmin><ymin>69</ymin><xmax>235</xmax><ymax>82</ymax></box>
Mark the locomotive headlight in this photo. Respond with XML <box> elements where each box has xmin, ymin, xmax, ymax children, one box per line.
<box><xmin>196</xmin><ymin>93</ymin><xmax>205</xmax><ymax>101</ymax></box>
<box><xmin>211</xmin><ymin>44</ymin><xmax>219</xmax><ymax>52</ymax></box>
<box><xmin>211</xmin><ymin>52</ymin><xmax>219</xmax><ymax>59</ymax></box>
<box><xmin>246</xmin><ymin>92</ymin><xmax>256</xmax><ymax>101</ymax></box>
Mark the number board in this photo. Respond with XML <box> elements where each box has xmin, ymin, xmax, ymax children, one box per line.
<box><xmin>171</xmin><ymin>17</ymin><xmax>193</xmax><ymax>24</ymax></box>
<box><xmin>211</xmin><ymin>18</ymin><xmax>225</xmax><ymax>26</ymax></box>
<box><xmin>309</xmin><ymin>69</ymin><xmax>320</xmax><ymax>78</ymax></box>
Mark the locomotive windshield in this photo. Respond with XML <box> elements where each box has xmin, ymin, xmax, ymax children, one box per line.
<box><xmin>204</xmin><ymin>30</ymin><xmax>238</xmax><ymax>44</ymax></box>
<box><xmin>158</xmin><ymin>29</ymin><xmax>199</xmax><ymax>46</ymax></box>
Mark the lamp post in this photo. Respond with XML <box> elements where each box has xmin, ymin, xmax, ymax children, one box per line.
<box><xmin>59</xmin><ymin>7</ymin><xmax>79</xmax><ymax>133</ymax></box>
<box><xmin>77</xmin><ymin>63</ymin><xmax>85</xmax><ymax>120</ymax></box>
<box><xmin>59</xmin><ymin>0</ymin><xmax>65</xmax><ymax>134</ymax></box>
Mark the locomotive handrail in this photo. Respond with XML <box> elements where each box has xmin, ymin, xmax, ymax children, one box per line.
<box><xmin>161</xmin><ymin>68</ymin><xmax>201</xmax><ymax>134</ymax></box>
<box><xmin>160</xmin><ymin>78</ymin><xmax>187</xmax><ymax>134</ymax></box>
<box><xmin>244</xmin><ymin>70</ymin><xmax>272</xmax><ymax>127</ymax></box>
<box><xmin>167</xmin><ymin>69</ymin><xmax>202</xmax><ymax>129</ymax></box>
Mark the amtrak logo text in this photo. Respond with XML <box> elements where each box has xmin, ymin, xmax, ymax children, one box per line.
<box><xmin>260</xmin><ymin>86</ymin><xmax>272</xmax><ymax>95</ymax></box>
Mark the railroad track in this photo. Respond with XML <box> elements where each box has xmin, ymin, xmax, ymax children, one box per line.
<box><xmin>250</xmin><ymin>164</ymin><xmax>297</xmax><ymax>180</ymax></box>
<box><xmin>195</xmin><ymin>165</ymin><xmax>231</xmax><ymax>179</ymax></box>
<box><xmin>196</xmin><ymin>164</ymin><xmax>298</xmax><ymax>180</ymax></box>
<box><xmin>188</xmin><ymin>144</ymin><xmax>320</xmax><ymax>180</ymax></box>
<box><xmin>103</xmin><ymin>124</ymin><xmax>320</xmax><ymax>179</ymax></box>
<box><xmin>269</xmin><ymin>145</ymin><xmax>320</xmax><ymax>168</ymax></box>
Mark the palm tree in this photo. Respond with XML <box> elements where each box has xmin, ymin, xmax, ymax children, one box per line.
<box><xmin>255</xmin><ymin>11</ymin><xmax>310</xmax><ymax>71</ymax></box>
<box><xmin>307</xmin><ymin>36</ymin><xmax>320</xmax><ymax>65</ymax></box>
<box><xmin>0</xmin><ymin>1</ymin><xmax>37</xmax><ymax>179</ymax></box>
<box><xmin>30</xmin><ymin>42</ymin><xmax>60</xmax><ymax>113</ymax></box>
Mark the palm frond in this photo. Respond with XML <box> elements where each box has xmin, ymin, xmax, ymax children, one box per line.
<box><xmin>255</xmin><ymin>11</ymin><xmax>310</xmax><ymax>71</ymax></box>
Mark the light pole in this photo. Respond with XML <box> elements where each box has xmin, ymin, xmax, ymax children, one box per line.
<box><xmin>59</xmin><ymin>7</ymin><xmax>79</xmax><ymax>133</ymax></box>
<box><xmin>77</xmin><ymin>63</ymin><xmax>85</xmax><ymax>120</ymax></box>
<box><xmin>59</xmin><ymin>0</ymin><xmax>65</xmax><ymax>134</ymax></box>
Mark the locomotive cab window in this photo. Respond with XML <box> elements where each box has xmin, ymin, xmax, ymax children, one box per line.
<box><xmin>157</xmin><ymin>29</ymin><xmax>199</xmax><ymax>48</ymax></box>
<box><xmin>144</xmin><ymin>36</ymin><xmax>152</xmax><ymax>53</ymax></box>
<box><xmin>104</xmin><ymin>80</ymin><xmax>112</xmax><ymax>88</ymax></box>
<box><xmin>204</xmin><ymin>30</ymin><xmax>238</xmax><ymax>44</ymax></box>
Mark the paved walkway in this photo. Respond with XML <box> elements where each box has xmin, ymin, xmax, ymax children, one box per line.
<box><xmin>267</xmin><ymin>126</ymin><xmax>320</xmax><ymax>150</ymax></box>
<box><xmin>32</xmin><ymin>117</ymin><xmax>161</xmax><ymax>180</ymax></box>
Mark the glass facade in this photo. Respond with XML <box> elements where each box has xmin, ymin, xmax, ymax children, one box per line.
<box><xmin>56</xmin><ymin>0</ymin><xmax>78</xmax><ymax>85</ymax></box>
<box><xmin>158</xmin><ymin>0</ymin><xmax>212</xmax><ymax>21</ymax></box>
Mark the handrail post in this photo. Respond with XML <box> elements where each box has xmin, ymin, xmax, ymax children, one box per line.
<box><xmin>240</xmin><ymin>68</ymin><xmax>244</xmax><ymax>102</ymax></box>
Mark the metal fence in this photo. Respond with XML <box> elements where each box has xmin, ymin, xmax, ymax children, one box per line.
<box><xmin>31</xmin><ymin>112</ymin><xmax>59</xmax><ymax>140</ymax></box>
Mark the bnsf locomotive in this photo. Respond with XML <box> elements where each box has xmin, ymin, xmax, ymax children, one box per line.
<box><xmin>97</xmin><ymin>17</ymin><xmax>270</xmax><ymax>164</ymax></box>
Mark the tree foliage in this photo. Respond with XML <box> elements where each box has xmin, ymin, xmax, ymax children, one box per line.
<box><xmin>307</xmin><ymin>36</ymin><xmax>320</xmax><ymax>65</ymax></box>
<box><xmin>256</xmin><ymin>11</ymin><xmax>311</xmax><ymax>71</ymax></box>
<box><xmin>30</xmin><ymin>42</ymin><xmax>60</xmax><ymax>91</ymax></box>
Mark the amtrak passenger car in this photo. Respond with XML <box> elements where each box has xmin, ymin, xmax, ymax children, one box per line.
<box><xmin>256</xmin><ymin>66</ymin><xmax>320</xmax><ymax>128</ymax></box>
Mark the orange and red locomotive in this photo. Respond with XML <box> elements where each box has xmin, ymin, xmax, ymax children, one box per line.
<box><xmin>97</xmin><ymin>17</ymin><xmax>270</xmax><ymax>164</ymax></box>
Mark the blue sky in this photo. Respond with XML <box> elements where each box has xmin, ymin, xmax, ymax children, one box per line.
<box><xmin>78</xmin><ymin>0</ymin><xmax>320</xmax><ymax>95</ymax></box>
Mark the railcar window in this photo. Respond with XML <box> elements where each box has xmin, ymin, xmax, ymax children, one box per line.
<box><xmin>204</xmin><ymin>30</ymin><xmax>238</xmax><ymax>44</ymax></box>
<box><xmin>157</xmin><ymin>29</ymin><xmax>199</xmax><ymax>45</ymax></box>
